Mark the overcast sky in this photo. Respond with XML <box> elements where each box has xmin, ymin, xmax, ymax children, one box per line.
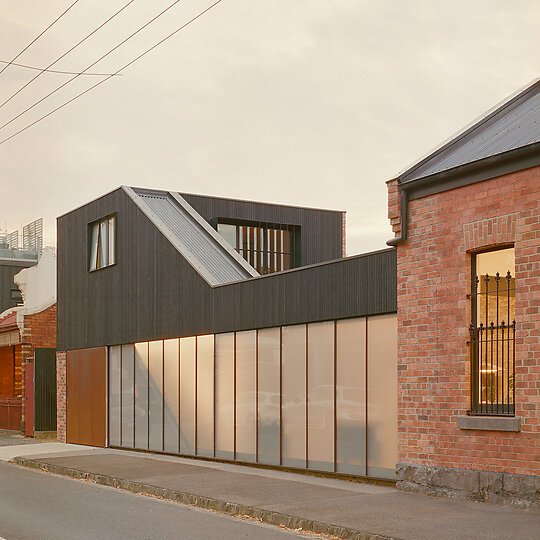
<box><xmin>0</xmin><ymin>0</ymin><xmax>538</xmax><ymax>254</ymax></box>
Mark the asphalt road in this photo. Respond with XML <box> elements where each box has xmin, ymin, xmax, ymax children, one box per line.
<box><xmin>0</xmin><ymin>462</ymin><xmax>309</xmax><ymax>540</ymax></box>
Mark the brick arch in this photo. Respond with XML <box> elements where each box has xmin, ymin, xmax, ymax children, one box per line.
<box><xmin>463</xmin><ymin>213</ymin><xmax>517</xmax><ymax>252</ymax></box>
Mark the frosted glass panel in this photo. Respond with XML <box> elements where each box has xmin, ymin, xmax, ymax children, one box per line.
<box><xmin>257</xmin><ymin>327</ymin><xmax>280</xmax><ymax>465</ymax></box>
<box><xmin>367</xmin><ymin>314</ymin><xmax>397</xmax><ymax>480</ymax></box>
<box><xmin>108</xmin><ymin>345</ymin><xmax>121</xmax><ymax>447</ymax></box>
<box><xmin>197</xmin><ymin>335</ymin><xmax>214</xmax><ymax>457</ymax></box>
<box><xmin>336</xmin><ymin>318</ymin><xmax>366</xmax><ymax>475</ymax></box>
<box><xmin>121</xmin><ymin>344</ymin><xmax>134</xmax><ymax>448</ymax></box>
<box><xmin>235</xmin><ymin>331</ymin><xmax>256</xmax><ymax>462</ymax></box>
<box><xmin>282</xmin><ymin>325</ymin><xmax>306</xmax><ymax>468</ymax></box>
<box><xmin>308</xmin><ymin>321</ymin><xmax>334</xmax><ymax>472</ymax></box>
<box><xmin>180</xmin><ymin>337</ymin><xmax>196</xmax><ymax>455</ymax></box>
<box><xmin>134</xmin><ymin>342</ymin><xmax>149</xmax><ymax>450</ymax></box>
<box><xmin>215</xmin><ymin>333</ymin><xmax>234</xmax><ymax>459</ymax></box>
<box><xmin>163</xmin><ymin>339</ymin><xmax>179</xmax><ymax>453</ymax></box>
<box><xmin>148</xmin><ymin>340</ymin><xmax>164</xmax><ymax>451</ymax></box>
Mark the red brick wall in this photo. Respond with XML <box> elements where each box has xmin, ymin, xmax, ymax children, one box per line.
<box><xmin>391</xmin><ymin>166</ymin><xmax>540</xmax><ymax>476</ymax></box>
<box><xmin>56</xmin><ymin>351</ymin><xmax>66</xmax><ymax>442</ymax></box>
<box><xmin>14</xmin><ymin>344</ymin><xmax>22</xmax><ymax>397</ymax></box>
<box><xmin>20</xmin><ymin>303</ymin><xmax>57</xmax><ymax>428</ymax></box>
<box><xmin>341</xmin><ymin>212</ymin><xmax>347</xmax><ymax>257</ymax></box>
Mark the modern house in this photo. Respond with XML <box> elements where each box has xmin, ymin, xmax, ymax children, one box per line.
<box><xmin>387</xmin><ymin>79</ymin><xmax>539</xmax><ymax>505</ymax></box>
<box><xmin>57</xmin><ymin>79</ymin><xmax>538</xmax><ymax>506</ymax></box>
<box><xmin>56</xmin><ymin>189</ymin><xmax>398</xmax><ymax>480</ymax></box>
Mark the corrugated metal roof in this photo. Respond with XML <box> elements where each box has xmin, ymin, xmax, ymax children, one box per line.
<box><xmin>401</xmin><ymin>79</ymin><xmax>540</xmax><ymax>183</ymax></box>
<box><xmin>124</xmin><ymin>187</ymin><xmax>259</xmax><ymax>286</ymax></box>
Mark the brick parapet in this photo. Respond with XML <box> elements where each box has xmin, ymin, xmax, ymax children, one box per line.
<box><xmin>396</xmin><ymin>166</ymin><xmax>540</xmax><ymax>477</ymax></box>
<box><xmin>341</xmin><ymin>212</ymin><xmax>347</xmax><ymax>257</ymax></box>
<box><xmin>56</xmin><ymin>351</ymin><xmax>67</xmax><ymax>442</ymax></box>
<box><xmin>387</xmin><ymin>178</ymin><xmax>401</xmax><ymax>236</ymax></box>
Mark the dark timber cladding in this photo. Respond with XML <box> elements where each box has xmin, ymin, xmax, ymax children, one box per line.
<box><xmin>57</xmin><ymin>187</ymin><xmax>396</xmax><ymax>351</ymax></box>
<box><xmin>180</xmin><ymin>192</ymin><xmax>344</xmax><ymax>266</ymax></box>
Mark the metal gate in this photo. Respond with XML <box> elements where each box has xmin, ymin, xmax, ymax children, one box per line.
<box><xmin>34</xmin><ymin>348</ymin><xmax>57</xmax><ymax>431</ymax></box>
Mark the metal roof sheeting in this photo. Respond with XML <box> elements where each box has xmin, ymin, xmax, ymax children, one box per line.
<box><xmin>401</xmin><ymin>79</ymin><xmax>540</xmax><ymax>183</ymax></box>
<box><xmin>124</xmin><ymin>187</ymin><xmax>259</xmax><ymax>286</ymax></box>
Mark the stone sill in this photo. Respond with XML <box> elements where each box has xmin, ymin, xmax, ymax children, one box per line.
<box><xmin>457</xmin><ymin>415</ymin><xmax>521</xmax><ymax>432</ymax></box>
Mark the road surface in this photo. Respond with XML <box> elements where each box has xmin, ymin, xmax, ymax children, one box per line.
<box><xmin>0</xmin><ymin>462</ymin><xmax>310</xmax><ymax>540</ymax></box>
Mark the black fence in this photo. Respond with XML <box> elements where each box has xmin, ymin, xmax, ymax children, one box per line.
<box><xmin>34</xmin><ymin>348</ymin><xmax>57</xmax><ymax>431</ymax></box>
<box><xmin>469</xmin><ymin>271</ymin><xmax>515</xmax><ymax>416</ymax></box>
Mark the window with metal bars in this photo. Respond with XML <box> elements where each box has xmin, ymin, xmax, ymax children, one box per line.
<box><xmin>88</xmin><ymin>214</ymin><xmax>116</xmax><ymax>271</ymax></box>
<box><xmin>217</xmin><ymin>221</ymin><xmax>299</xmax><ymax>274</ymax></box>
<box><xmin>469</xmin><ymin>247</ymin><xmax>515</xmax><ymax>416</ymax></box>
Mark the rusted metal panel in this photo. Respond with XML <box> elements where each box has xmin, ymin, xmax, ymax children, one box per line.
<box><xmin>0</xmin><ymin>397</ymin><xmax>22</xmax><ymax>430</ymax></box>
<box><xmin>66</xmin><ymin>347</ymin><xmax>106</xmax><ymax>447</ymax></box>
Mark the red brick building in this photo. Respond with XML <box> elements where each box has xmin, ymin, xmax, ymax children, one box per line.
<box><xmin>387</xmin><ymin>80</ymin><xmax>539</xmax><ymax>505</ymax></box>
<box><xmin>0</xmin><ymin>248</ymin><xmax>57</xmax><ymax>434</ymax></box>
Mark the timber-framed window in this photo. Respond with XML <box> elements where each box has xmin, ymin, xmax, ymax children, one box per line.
<box><xmin>216</xmin><ymin>220</ymin><xmax>300</xmax><ymax>274</ymax></box>
<box><xmin>469</xmin><ymin>246</ymin><xmax>515</xmax><ymax>416</ymax></box>
<box><xmin>88</xmin><ymin>214</ymin><xmax>116</xmax><ymax>271</ymax></box>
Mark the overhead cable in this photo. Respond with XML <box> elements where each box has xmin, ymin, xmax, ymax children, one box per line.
<box><xmin>0</xmin><ymin>0</ymin><xmax>184</xmax><ymax>129</ymax></box>
<box><xmin>0</xmin><ymin>60</ymin><xmax>121</xmax><ymax>77</ymax></box>
<box><xmin>0</xmin><ymin>0</ymin><xmax>81</xmax><ymax>76</ymax></box>
<box><xmin>0</xmin><ymin>0</ymin><xmax>224</xmax><ymax>146</ymax></box>
<box><xmin>0</xmin><ymin>0</ymin><xmax>136</xmax><ymax>109</ymax></box>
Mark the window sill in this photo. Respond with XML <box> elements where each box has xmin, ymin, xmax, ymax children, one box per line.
<box><xmin>457</xmin><ymin>415</ymin><xmax>521</xmax><ymax>432</ymax></box>
<box><xmin>89</xmin><ymin>262</ymin><xmax>116</xmax><ymax>273</ymax></box>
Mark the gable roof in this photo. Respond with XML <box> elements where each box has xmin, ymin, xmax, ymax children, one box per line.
<box><xmin>399</xmin><ymin>79</ymin><xmax>540</xmax><ymax>187</ymax></box>
<box><xmin>123</xmin><ymin>186</ymin><xmax>259</xmax><ymax>286</ymax></box>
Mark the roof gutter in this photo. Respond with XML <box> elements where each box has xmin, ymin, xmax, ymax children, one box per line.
<box><xmin>386</xmin><ymin>142</ymin><xmax>540</xmax><ymax>247</ymax></box>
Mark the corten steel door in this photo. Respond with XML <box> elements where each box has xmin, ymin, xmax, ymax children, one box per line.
<box><xmin>34</xmin><ymin>348</ymin><xmax>57</xmax><ymax>431</ymax></box>
<box><xmin>24</xmin><ymin>359</ymin><xmax>34</xmax><ymax>437</ymax></box>
<box><xmin>66</xmin><ymin>347</ymin><xmax>106</xmax><ymax>447</ymax></box>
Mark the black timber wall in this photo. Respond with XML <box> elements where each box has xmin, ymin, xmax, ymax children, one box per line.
<box><xmin>181</xmin><ymin>192</ymin><xmax>344</xmax><ymax>265</ymax></box>
<box><xmin>57</xmin><ymin>188</ymin><xmax>396</xmax><ymax>351</ymax></box>
<box><xmin>0</xmin><ymin>260</ymin><xmax>36</xmax><ymax>314</ymax></box>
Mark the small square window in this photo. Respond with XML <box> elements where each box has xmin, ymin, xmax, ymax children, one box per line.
<box><xmin>11</xmin><ymin>287</ymin><xmax>22</xmax><ymax>304</ymax></box>
<box><xmin>89</xmin><ymin>214</ymin><xmax>115</xmax><ymax>271</ymax></box>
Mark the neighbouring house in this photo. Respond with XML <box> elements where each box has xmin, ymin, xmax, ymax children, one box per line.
<box><xmin>387</xmin><ymin>79</ymin><xmax>539</xmax><ymax>505</ymax></box>
<box><xmin>0</xmin><ymin>247</ymin><xmax>57</xmax><ymax>435</ymax></box>
<box><xmin>56</xmin><ymin>189</ymin><xmax>398</xmax><ymax>480</ymax></box>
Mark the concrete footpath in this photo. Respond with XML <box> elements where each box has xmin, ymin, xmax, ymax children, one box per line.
<box><xmin>2</xmin><ymin>442</ymin><xmax>539</xmax><ymax>540</ymax></box>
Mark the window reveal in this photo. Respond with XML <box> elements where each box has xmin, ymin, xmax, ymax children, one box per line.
<box><xmin>89</xmin><ymin>215</ymin><xmax>115</xmax><ymax>271</ymax></box>
<box><xmin>217</xmin><ymin>222</ymin><xmax>296</xmax><ymax>274</ymax></box>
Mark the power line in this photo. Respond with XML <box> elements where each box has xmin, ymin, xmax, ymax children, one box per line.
<box><xmin>0</xmin><ymin>0</ymin><xmax>184</xmax><ymax>128</ymax></box>
<box><xmin>0</xmin><ymin>0</ymin><xmax>136</xmax><ymax>109</ymax></box>
<box><xmin>0</xmin><ymin>59</ymin><xmax>121</xmax><ymax>77</ymax></box>
<box><xmin>0</xmin><ymin>0</ymin><xmax>224</xmax><ymax>147</ymax></box>
<box><xmin>0</xmin><ymin>0</ymin><xmax>81</xmax><ymax>76</ymax></box>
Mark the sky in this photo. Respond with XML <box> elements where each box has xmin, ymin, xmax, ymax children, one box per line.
<box><xmin>0</xmin><ymin>0</ymin><xmax>538</xmax><ymax>254</ymax></box>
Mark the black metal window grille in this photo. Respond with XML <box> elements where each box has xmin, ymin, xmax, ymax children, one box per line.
<box><xmin>217</xmin><ymin>220</ymin><xmax>299</xmax><ymax>275</ymax></box>
<box><xmin>469</xmin><ymin>251</ymin><xmax>515</xmax><ymax>416</ymax></box>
